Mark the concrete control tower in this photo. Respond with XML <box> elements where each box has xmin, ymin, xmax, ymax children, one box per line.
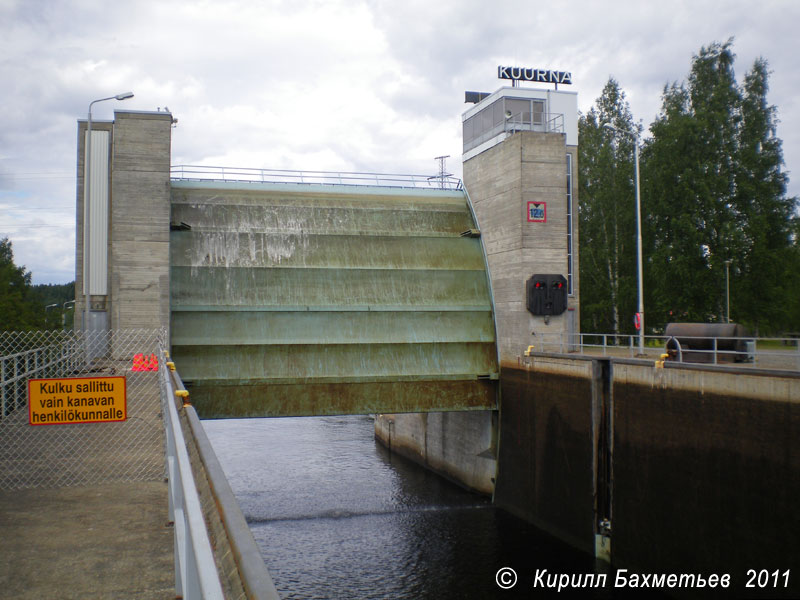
<box><xmin>462</xmin><ymin>80</ymin><xmax>579</xmax><ymax>361</ymax></box>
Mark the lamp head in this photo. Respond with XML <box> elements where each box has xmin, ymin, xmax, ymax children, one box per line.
<box><xmin>115</xmin><ymin>92</ymin><xmax>134</xmax><ymax>101</ymax></box>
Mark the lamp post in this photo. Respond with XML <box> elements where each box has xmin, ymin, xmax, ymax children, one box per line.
<box><xmin>63</xmin><ymin>300</ymin><xmax>76</xmax><ymax>330</ymax></box>
<box><xmin>45</xmin><ymin>303</ymin><xmax>58</xmax><ymax>329</ymax></box>
<box><xmin>83</xmin><ymin>92</ymin><xmax>133</xmax><ymax>339</ymax></box>
<box><xmin>725</xmin><ymin>259</ymin><xmax>732</xmax><ymax>323</ymax></box>
<box><xmin>604</xmin><ymin>123</ymin><xmax>645</xmax><ymax>355</ymax></box>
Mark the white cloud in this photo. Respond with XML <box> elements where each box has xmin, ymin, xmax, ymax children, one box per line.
<box><xmin>1</xmin><ymin>0</ymin><xmax>798</xmax><ymax>284</ymax></box>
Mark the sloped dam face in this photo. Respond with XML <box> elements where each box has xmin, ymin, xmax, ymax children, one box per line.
<box><xmin>169</xmin><ymin>181</ymin><xmax>498</xmax><ymax>417</ymax></box>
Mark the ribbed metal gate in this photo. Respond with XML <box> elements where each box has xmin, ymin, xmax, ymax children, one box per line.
<box><xmin>169</xmin><ymin>181</ymin><xmax>498</xmax><ymax>417</ymax></box>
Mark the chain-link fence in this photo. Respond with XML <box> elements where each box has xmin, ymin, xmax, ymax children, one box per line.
<box><xmin>0</xmin><ymin>329</ymin><xmax>167</xmax><ymax>490</ymax></box>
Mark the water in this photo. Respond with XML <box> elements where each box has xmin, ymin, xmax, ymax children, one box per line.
<box><xmin>203</xmin><ymin>415</ymin><xmax>594</xmax><ymax>599</ymax></box>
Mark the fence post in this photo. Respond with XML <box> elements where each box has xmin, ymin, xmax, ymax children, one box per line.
<box><xmin>14</xmin><ymin>355</ymin><xmax>20</xmax><ymax>412</ymax></box>
<box><xmin>1</xmin><ymin>357</ymin><xmax>6</xmax><ymax>417</ymax></box>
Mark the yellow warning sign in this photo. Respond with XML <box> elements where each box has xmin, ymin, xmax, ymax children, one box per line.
<box><xmin>28</xmin><ymin>376</ymin><xmax>127</xmax><ymax>426</ymax></box>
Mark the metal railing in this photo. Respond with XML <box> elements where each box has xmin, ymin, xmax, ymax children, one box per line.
<box><xmin>160</xmin><ymin>354</ymin><xmax>225</xmax><ymax>600</ymax></box>
<box><xmin>528</xmin><ymin>332</ymin><xmax>800</xmax><ymax>370</ymax></box>
<box><xmin>162</xmin><ymin>353</ymin><xmax>280</xmax><ymax>600</ymax></box>
<box><xmin>171</xmin><ymin>165</ymin><xmax>463</xmax><ymax>190</ymax></box>
<box><xmin>464</xmin><ymin>111</ymin><xmax>566</xmax><ymax>154</ymax></box>
<box><xmin>1</xmin><ymin>333</ymin><xmax>80</xmax><ymax>418</ymax></box>
<box><xmin>504</xmin><ymin>111</ymin><xmax>565</xmax><ymax>135</ymax></box>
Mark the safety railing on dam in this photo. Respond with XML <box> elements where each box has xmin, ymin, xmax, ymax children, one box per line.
<box><xmin>171</xmin><ymin>164</ymin><xmax>463</xmax><ymax>190</ymax></box>
<box><xmin>0</xmin><ymin>329</ymin><xmax>279</xmax><ymax>599</ymax></box>
<box><xmin>162</xmin><ymin>349</ymin><xmax>280</xmax><ymax>600</ymax></box>
<box><xmin>529</xmin><ymin>331</ymin><xmax>800</xmax><ymax>370</ymax></box>
<box><xmin>161</xmin><ymin>350</ymin><xmax>225</xmax><ymax>599</ymax></box>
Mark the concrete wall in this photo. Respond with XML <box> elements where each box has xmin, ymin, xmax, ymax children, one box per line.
<box><xmin>464</xmin><ymin>131</ymin><xmax>579</xmax><ymax>362</ymax></box>
<box><xmin>495</xmin><ymin>358</ymin><xmax>596</xmax><ymax>553</ymax></box>
<box><xmin>374</xmin><ymin>411</ymin><xmax>497</xmax><ymax>495</ymax></box>
<box><xmin>496</xmin><ymin>355</ymin><xmax>800</xmax><ymax>595</ymax></box>
<box><xmin>110</xmin><ymin>111</ymin><xmax>172</xmax><ymax>332</ymax></box>
<box><xmin>611</xmin><ymin>361</ymin><xmax>800</xmax><ymax>590</ymax></box>
<box><xmin>75</xmin><ymin>111</ymin><xmax>173</xmax><ymax>336</ymax></box>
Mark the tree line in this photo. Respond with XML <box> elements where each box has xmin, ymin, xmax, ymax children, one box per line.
<box><xmin>0</xmin><ymin>237</ymin><xmax>75</xmax><ymax>331</ymax></box>
<box><xmin>579</xmin><ymin>39</ymin><xmax>799</xmax><ymax>336</ymax></box>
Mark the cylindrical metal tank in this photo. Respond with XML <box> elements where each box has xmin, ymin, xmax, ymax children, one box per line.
<box><xmin>665</xmin><ymin>323</ymin><xmax>752</xmax><ymax>363</ymax></box>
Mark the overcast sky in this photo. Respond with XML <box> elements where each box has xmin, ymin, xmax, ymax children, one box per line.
<box><xmin>2</xmin><ymin>0</ymin><xmax>799</xmax><ymax>285</ymax></box>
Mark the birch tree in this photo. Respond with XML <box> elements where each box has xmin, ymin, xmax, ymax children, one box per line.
<box><xmin>578</xmin><ymin>79</ymin><xmax>639</xmax><ymax>334</ymax></box>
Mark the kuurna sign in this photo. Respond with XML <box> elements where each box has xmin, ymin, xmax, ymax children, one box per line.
<box><xmin>498</xmin><ymin>65</ymin><xmax>573</xmax><ymax>85</ymax></box>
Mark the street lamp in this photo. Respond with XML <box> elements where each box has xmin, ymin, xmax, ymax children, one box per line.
<box><xmin>83</xmin><ymin>92</ymin><xmax>133</xmax><ymax>338</ymax></box>
<box><xmin>45</xmin><ymin>303</ymin><xmax>58</xmax><ymax>326</ymax></box>
<box><xmin>604</xmin><ymin>123</ymin><xmax>645</xmax><ymax>355</ymax></box>
<box><xmin>63</xmin><ymin>300</ymin><xmax>76</xmax><ymax>330</ymax></box>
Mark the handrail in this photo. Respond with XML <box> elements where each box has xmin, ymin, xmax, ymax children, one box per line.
<box><xmin>464</xmin><ymin>111</ymin><xmax>566</xmax><ymax>155</ymax></box>
<box><xmin>527</xmin><ymin>331</ymin><xmax>799</xmax><ymax>369</ymax></box>
<box><xmin>184</xmin><ymin>404</ymin><xmax>281</xmax><ymax>600</ymax></box>
<box><xmin>163</xmin><ymin>353</ymin><xmax>280</xmax><ymax>599</ymax></box>
<box><xmin>171</xmin><ymin>165</ymin><xmax>463</xmax><ymax>191</ymax></box>
<box><xmin>1</xmin><ymin>341</ymin><xmax>76</xmax><ymax>418</ymax></box>
<box><xmin>504</xmin><ymin>111</ymin><xmax>564</xmax><ymax>134</ymax></box>
<box><xmin>161</xmin><ymin>354</ymin><xmax>225</xmax><ymax>600</ymax></box>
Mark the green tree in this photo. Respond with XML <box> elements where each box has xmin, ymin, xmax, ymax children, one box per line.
<box><xmin>0</xmin><ymin>237</ymin><xmax>45</xmax><ymax>331</ymax></box>
<box><xmin>732</xmin><ymin>57</ymin><xmax>799</xmax><ymax>334</ymax></box>
<box><xmin>641</xmin><ymin>40</ymin><xmax>799</xmax><ymax>333</ymax></box>
<box><xmin>642</xmin><ymin>40</ymin><xmax>746</xmax><ymax>329</ymax></box>
<box><xmin>578</xmin><ymin>78</ymin><xmax>639</xmax><ymax>334</ymax></box>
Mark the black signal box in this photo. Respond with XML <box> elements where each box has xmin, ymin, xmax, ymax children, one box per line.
<box><xmin>526</xmin><ymin>274</ymin><xmax>568</xmax><ymax>316</ymax></box>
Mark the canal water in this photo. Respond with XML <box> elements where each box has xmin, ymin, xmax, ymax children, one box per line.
<box><xmin>203</xmin><ymin>414</ymin><xmax>595</xmax><ymax>599</ymax></box>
